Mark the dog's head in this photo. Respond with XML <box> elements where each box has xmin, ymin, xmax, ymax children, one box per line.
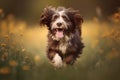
<box><xmin>40</xmin><ymin>6</ymin><xmax>83</xmax><ymax>40</ymax></box>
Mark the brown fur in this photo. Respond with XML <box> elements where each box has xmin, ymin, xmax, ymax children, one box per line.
<box><xmin>40</xmin><ymin>6</ymin><xmax>84</xmax><ymax>65</ymax></box>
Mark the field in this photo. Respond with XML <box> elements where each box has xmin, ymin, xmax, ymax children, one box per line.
<box><xmin>0</xmin><ymin>12</ymin><xmax>120</xmax><ymax>80</ymax></box>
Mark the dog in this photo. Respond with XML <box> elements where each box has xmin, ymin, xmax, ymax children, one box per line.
<box><xmin>40</xmin><ymin>6</ymin><xmax>84</xmax><ymax>68</ymax></box>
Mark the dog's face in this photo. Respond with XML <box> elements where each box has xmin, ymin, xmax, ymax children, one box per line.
<box><xmin>51</xmin><ymin>9</ymin><xmax>72</xmax><ymax>39</ymax></box>
<box><xmin>40</xmin><ymin>6</ymin><xmax>83</xmax><ymax>40</ymax></box>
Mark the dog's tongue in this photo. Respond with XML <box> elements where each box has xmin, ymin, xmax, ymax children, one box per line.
<box><xmin>56</xmin><ymin>31</ymin><xmax>63</xmax><ymax>38</ymax></box>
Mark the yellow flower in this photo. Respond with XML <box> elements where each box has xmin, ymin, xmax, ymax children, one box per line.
<box><xmin>9</xmin><ymin>60</ymin><xmax>18</xmax><ymax>67</ymax></box>
<box><xmin>0</xmin><ymin>67</ymin><xmax>10</xmax><ymax>74</ymax></box>
<box><xmin>1</xmin><ymin>43</ymin><xmax>7</xmax><ymax>47</ymax></box>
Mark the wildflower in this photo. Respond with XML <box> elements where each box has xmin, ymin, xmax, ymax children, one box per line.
<box><xmin>1</xmin><ymin>43</ymin><xmax>7</xmax><ymax>47</ymax></box>
<box><xmin>9</xmin><ymin>60</ymin><xmax>18</xmax><ymax>67</ymax></box>
<box><xmin>0</xmin><ymin>67</ymin><xmax>10</xmax><ymax>74</ymax></box>
<box><xmin>111</xmin><ymin>12</ymin><xmax>120</xmax><ymax>23</ymax></box>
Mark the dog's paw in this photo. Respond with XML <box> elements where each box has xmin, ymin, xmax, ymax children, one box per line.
<box><xmin>52</xmin><ymin>54</ymin><xmax>63</xmax><ymax>68</ymax></box>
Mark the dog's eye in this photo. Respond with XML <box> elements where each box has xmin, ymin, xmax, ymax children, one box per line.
<box><xmin>62</xmin><ymin>15</ymin><xmax>69</xmax><ymax>21</ymax></box>
<box><xmin>53</xmin><ymin>15</ymin><xmax>59</xmax><ymax>21</ymax></box>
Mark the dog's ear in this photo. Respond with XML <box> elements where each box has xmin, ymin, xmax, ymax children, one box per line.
<box><xmin>40</xmin><ymin>6</ymin><xmax>55</xmax><ymax>27</ymax></box>
<box><xmin>74</xmin><ymin>12</ymin><xmax>83</xmax><ymax>26</ymax></box>
<box><xmin>66</xmin><ymin>8</ymin><xmax>83</xmax><ymax>36</ymax></box>
<box><xmin>66</xmin><ymin>8</ymin><xmax>83</xmax><ymax>27</ymax></box>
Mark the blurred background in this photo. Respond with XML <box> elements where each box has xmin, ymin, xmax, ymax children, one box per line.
<box><xmin>0</xmin><ymin>0</ymin><xmax>120</xmax><ymax>80</ymax></box>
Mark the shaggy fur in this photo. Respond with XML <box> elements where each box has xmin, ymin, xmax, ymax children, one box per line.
<box><xmin>40</xmin><ymin>6</ymin><xmax>84</xmax><ymax>68</ymax></box>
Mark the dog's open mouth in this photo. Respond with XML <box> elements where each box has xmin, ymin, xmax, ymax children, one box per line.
<box><xmin>53</xmin><ymin>28</ymin><xmax>64</xmax><ymax>38</ymax></box>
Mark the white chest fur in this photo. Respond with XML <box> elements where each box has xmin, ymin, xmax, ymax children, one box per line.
<box><xmin>59</xmin><ymin>35</ymin><xmax>72</xmax><ymax>54</ymax></box>
<box><xmin>59</xmin><ymin>42</ymin><xmax>68</xmax><ymax>54</ymax></box>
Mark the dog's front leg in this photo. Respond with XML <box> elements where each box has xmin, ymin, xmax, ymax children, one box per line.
<box><xmin>63</xmin><ymin>54</ymin><xmax>75</xmax><ymax>65</ymax></box>
<box><xmin>52</xmin><ymin>53</ymin><xmax>63</xmax><ymax>68</ymax></box>
<box><xmin>47</xmin><ymin>51</ymin><xmax>63</xmax><ymax>68</ymax></box>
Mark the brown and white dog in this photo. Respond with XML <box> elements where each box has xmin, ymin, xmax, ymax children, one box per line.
<box><xmin>40</xmin><ymin>6</ymin><xmax>84</xmax><ymax>68</ymax></box>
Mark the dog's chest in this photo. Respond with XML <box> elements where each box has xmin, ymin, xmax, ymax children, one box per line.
<box><xmin>59</xmin><ymin>41</ymin><xmax>71</xmax><ymax>54</ymax></box>
<box><xmin>59</xmin><ymin>42</ymin><xmax>67</xmax><ymax>54</ymax></box>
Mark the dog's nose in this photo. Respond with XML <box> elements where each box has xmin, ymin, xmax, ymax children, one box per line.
<box><xmin>57</xmin><ymin>22</ymin><xmax>62</xmax><ymax>27</ymax></box>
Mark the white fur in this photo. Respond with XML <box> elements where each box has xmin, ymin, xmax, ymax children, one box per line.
<box><xmin>52</xmin><ymin>54</ymin><xmax>63</xmax><ymax>68</ymax></box>
<box><xmin>51</xmin><ymin>11</ymin><xmax>68</xmax><ymax>30</ymax></box>
<box><xmin>59</xmin><ymin>35</ymin><xmax>72</xmax><ymax>54</ymax></box>
<box><xmin>59</xmin><ymin>42</ymin><xmax>68</xmax><ymax>54</ymax></box>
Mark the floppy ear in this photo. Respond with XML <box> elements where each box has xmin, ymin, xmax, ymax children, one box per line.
<box><xmin>74</xmin><ymin>13</ymin><xmax>83</xmax><ymax>27</ymax></box>
<box><xmin>66</xmin><ymin>8</ymin><xmax>83</xmax><ymax>36</ymax></box>
<box><xmin>74</xmin><ymin>13</ymin><xmax>83</xmax><ymax>36</ymax></box>
<box><xmin>40</xmin><ymin>6</ymin><xmax>55</xmax><ymax>27</ymax></box>
<box><xmin>66</xmin><ymin>8</ymin><xmax>83</xmax><ymax>27</ymax></box>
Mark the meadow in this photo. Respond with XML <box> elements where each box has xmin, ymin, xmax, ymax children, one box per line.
<box><xmin>0</xmin><ymin>11</ymin><xmax>120</xmax><ymax>80</ymax></box>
